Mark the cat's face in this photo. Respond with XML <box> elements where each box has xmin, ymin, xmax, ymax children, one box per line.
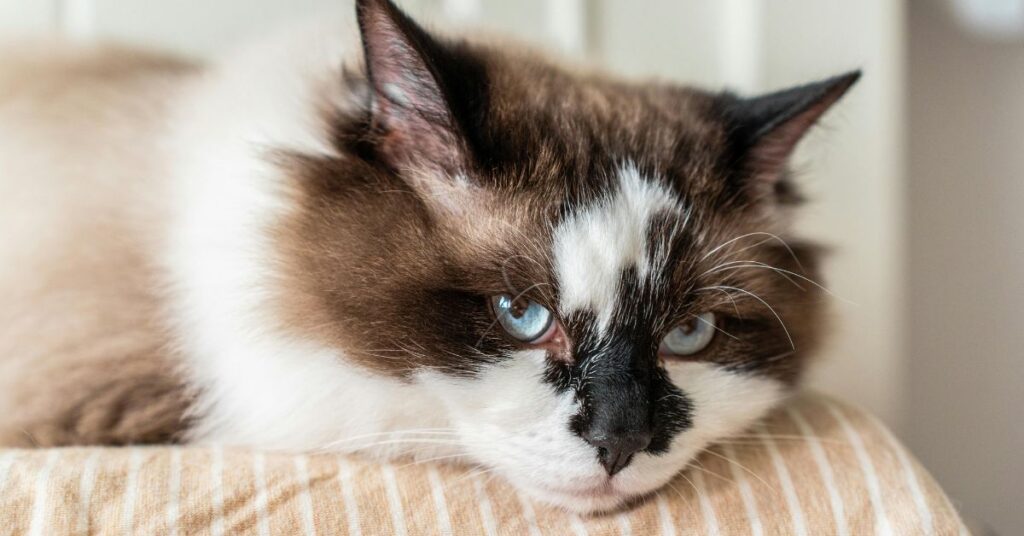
<box><xmin>271</xmin><ymin>0</ymin><xmax>854</xmax><ymax>513</ymax></box>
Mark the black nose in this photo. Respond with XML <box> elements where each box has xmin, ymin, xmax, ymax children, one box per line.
<box><xmin>582</xmin><ymin>429</ymin><xmax>652</xmax><ymax>476</ymax></box>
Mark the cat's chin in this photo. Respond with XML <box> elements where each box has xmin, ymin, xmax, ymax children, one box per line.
<box><xmin>513</xmin><ymin>476</ymin><xmax>668</xmax><ymax>515</ymax></box>
<box><xmin>526</xmin><ymin>485</ymin><xmax>632</xmax><ymax>515</ymax></box>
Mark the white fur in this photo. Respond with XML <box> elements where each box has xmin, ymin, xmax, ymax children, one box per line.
<box><xmin>165</xmin><ymin>16</ymin><xmax>453</xmax><ymax>459</ymax></box>
<box><xmin>164</xmin><ymin>14</ymin><xmax>787</xmax><ymax>513</ymax></box>
<box><xmin>553</xmin><ymin>163</ymin><xmax>681</xmax><ymax>332</ymax></box>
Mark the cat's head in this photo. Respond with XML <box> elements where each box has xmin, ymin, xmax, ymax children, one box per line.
<box><xmin>273</xmin><ymin>0</ymin><xmax>856</xmax><ymax>513</ymax></box>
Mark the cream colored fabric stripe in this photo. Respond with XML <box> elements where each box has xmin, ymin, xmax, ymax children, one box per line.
<box><xmin>252</xmin><ymin>453</ymin><xmax>272</xmax><ymax>536</ymax></box>
<box><xmin>27</xmin><ymin>450</ymin><xmax>59</xmax><ymax>536</ymax></box>
<box><xmin>867</xmin><ymin>415</ymin><xmax>934</xmax><ymax>533</ymax></box>
<box><xmin>827</xmin><ymin>403</ymin><xmax>893</xmax><ymax>535</ymax></box>
<box><xmin>615</xmin><ymin>512</ymin><xmax>633</xmax><ymax>536</ymax></box>
<box><xmin>336</xmin><ymin>457</ymin><xmax>362</xmax><ymax>536</ymax></box>
<box><xmin>759</xmin><ymin>426</ymin><xmax>808</xmax><ymax>536</ymax></box>
<box><xmin>428</xmin><ymin>467</ymin><xmax>455</xmax><ymax>535</ymax></box>
<box><xmin>569</xmin><ymin>514</ymin><xmax>589</xmax><ymax>536</ymax></box>
<box><xmin>294</xmin><ymin>456</ymin><xmax>317</xmax><ymax>536</ymax></box>
<box><xmin>655</xmin><ymin>495</ymin><xmax>676</xmax><ymax>536</ymax></box>
<box><xmin>76</xmin><ymin>450</ymin><xmax>100</xmax><ymax>536</ymax></box>
<box><xmin>722</xmin><ymin>444</ymin><xmax>764</xmax><ymax>536</ymax></box>
<box><xmin>473</xmin><ymin>474</ymin><xmax>499</xmax><ymax>536</ymax></box>
<box><xmin>786</xmin><ymin>406</ymin><xmax>847</xmax><ymax>536</ymax></box>
<box><xmin>691</xmin><ymin>466</ymin><xmax>721</xmax><ymax>535</ymax></box>
<box><xmin>381</xmin><ymin>464</ymin><xmax>409</xmax><ymax>536</ymax></box>
<box><xmin>121</xmin><ymin>449</ymin><xmax>143</xmax><ymax>536</ymax></box>
<box><xmin>0</xmin><ymin>450</ymin><xmax>16</xmax><ymax>491</ymax></box>
<box><xmin>166</xmin><ymin>450</ymin><xmax>181</xmax><ymax>536</ymax></box>
<box><xmin>210</xmin><ymin>447</ymin><xmax>225</xmax><ymax>536</ymax></box>
<box><xmin>514</xmin><ymin>490</ymin><xmax>543</xmax><ymax>536</ymax></box>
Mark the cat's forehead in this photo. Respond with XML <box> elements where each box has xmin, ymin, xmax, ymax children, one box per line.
<box><xmin>474</xmin><ymin>57</ymin><xmax>729</xmax><ymax>186</ymax></box>
<box><xmin>552</xmin><ymin>162</ymin><xmax>684</xmax><ymax>332</ymax></box>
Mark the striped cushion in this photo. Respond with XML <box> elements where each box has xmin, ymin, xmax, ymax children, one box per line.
<box><xmin>0</xmin><ymin>393</ymin><xmax>966</xmax><ymax>535</ymax></box>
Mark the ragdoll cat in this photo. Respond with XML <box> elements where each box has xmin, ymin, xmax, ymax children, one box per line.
<box><xmin>0</xmin><ymin>0</ymin><xmax>856</xmax><ymax>513</ymax></box>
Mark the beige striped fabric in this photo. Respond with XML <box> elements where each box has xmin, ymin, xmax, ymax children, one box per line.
<box><xmin>0</xmin><ymin>393</ymin><xmax>967</xmax><ymax>535</ymax></box>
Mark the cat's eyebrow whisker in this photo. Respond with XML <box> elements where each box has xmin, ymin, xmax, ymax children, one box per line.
<box><xmin>508</xmin><ymin>282</ymin><xmax>552</xmax><ymax>305</ymax></box>
<box><xmin>700</xmin><ymin>287</ymin><xmax>743</xmax><ymax>317</ymax></box>
<box><xmin>711</xmin><ymin>236</ymin><xmax>802</xmax><ymax>271</ymax></box>
<box><xmin>695</xmin><ymin>285</ymin><xmax>795</xmax><ymax>350</ymax></box>
<box><xmin>717</xmin><ymin>236</ymin><xmax>775</xmax><ymax>259</ymax></box>
<box><xmin>501</xmin><ymin>253</ymin><xmax>546</xmax><ymax>270</ymax></box>
<box><xmin>701</xmin><ymin>231</ymin><xmax>804</xmax><ymax>268</ymax></box>
<box><xmin>700</xmin><ymin>259</ymin><xmax>805</xmax><ymax>289</ymax></box>
<box><xmin>704</xmin><ymin>260</ymin><xmax>856</xmax><ymax>305</ymax></box>
<box><xmin>499</xmin><ymin>254</ymin><xmax>548</xmax><ymax>295</ymax></box>
<box><xmin>689</xmin><ymin>312</ymin><xmax>740</xmax><ymax>341</ymax></box>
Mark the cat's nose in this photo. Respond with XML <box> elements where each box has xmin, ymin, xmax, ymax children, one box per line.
<box><xmin>582</xmin><ymin>429</ymin><xmax>652</xmax><ymax>476</ymax></box>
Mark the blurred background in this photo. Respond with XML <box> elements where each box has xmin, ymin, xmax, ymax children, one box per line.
<box><xmin>1</xmin><ymin>0</ymin><xmax>1021</xmax><ymax>533</ymax></box>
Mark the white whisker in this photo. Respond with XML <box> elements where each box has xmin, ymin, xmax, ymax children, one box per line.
<box><xmin>696</xmin><ymin>285</ymin><xmax>795</xmax><ymax>349</ymax></box>
<box><xmin>701</xmin><ymin>231</ymin><xmax>805</xmax><ymax>272</ymax></box>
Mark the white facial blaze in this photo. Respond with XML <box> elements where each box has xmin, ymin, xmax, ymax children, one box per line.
<box><xmin>553</xmin><ymin>163</ymin><xmax>682</xmax><ymax>332</ymax></box>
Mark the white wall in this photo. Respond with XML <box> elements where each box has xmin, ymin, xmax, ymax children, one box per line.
<box><xmin>0</xmin><ymin>0</ymin><xmax>907</xmax><ymax>426</ymax></box>
<box><xmin>0</xmin><ymin>1</ymin><xmax>55</xmax><ymax>34</ymax></box>
<box><xmin>908</xmin><ymin>1</ymin><xmax>1024</xmax><ymax>532</ymax></box>
<box><xmin>762</xmin><ymin>1</ymin><xmax>907</xmax><ymax>428</ymax></box>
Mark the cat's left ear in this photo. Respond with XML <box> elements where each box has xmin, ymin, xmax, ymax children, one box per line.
<box><xmin>356</xmin><ymin>0</ymin><xmax>479</xmax><ymax>180</ymax></box>
<box><xmin>721</xmin><ymin>71</ymin><xmax>860</xmax><ymax>202</ymax></box>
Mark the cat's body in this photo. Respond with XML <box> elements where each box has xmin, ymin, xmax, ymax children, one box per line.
<box><xmin>0</xmin><ymin>44</ymin><xmax>197</xmax><ymax>446</ymax></box>
<box><xmin>0</xmin><ymin>1</ymin><xmax>854</xmax><ymax>512</ymax></box>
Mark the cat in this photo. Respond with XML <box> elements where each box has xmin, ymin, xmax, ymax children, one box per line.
<box><xmin>0</xmin><ymin>0</ymin><xmax>856</xmax><ymax>513</ymax></box>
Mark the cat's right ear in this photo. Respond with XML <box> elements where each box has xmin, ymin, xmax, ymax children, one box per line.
<box><xmin>356</xmin><ymin>0</ymin><xmax>477</xmax><ymax>181</ymax></box>
<box><xmin>718</xmin><ymin>71</ymin><xmax>860</xmax><ymax>205</ymax></box>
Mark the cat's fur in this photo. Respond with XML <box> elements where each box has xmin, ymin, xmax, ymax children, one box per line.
<box><xmin>0</xmin><ymin>0</ymin><xmax>856</xmax><ymax>512</ymax></box>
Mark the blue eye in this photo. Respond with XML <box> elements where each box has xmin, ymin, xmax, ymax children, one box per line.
<box><xmin>491</xmin><ymin>294</ymin><xmax>555</xmax><ymax>343</ymax></box>
<box><xmin>660</xmin><ymin>312</ymin><xmax>717</xmax><ymax>356</ymax></box>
